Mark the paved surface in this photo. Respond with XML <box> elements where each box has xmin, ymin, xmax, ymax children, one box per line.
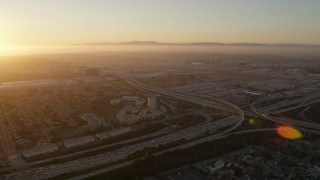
<box><xmin>67</xmin><ymin>128</ymin><xmax>279</xmax><ymax>180</ymax></box>
<box><xmin>1</xmin><ymin>75</ymin><xmax>246</xmax><ymax>179</ymax></box>
<box><xmin>119</xmin><ymin>75</ymin><xmax>244</xmax><ymax>132</ymax></box>
<box><xmin>251</xmin><ymin>92</ymin><xmax>320</xmax><ymax>132</ymax></box>
<box><xmin>3</xmin><ymin>117</ymin><xmax>237</xmax><ymax>179</ymax></box>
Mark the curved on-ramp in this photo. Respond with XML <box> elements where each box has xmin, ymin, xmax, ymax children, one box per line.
<box><xmin>250</xmin><ymin>102</ymin><xmax>320</xmax><ymax>134</ymax></box>
<box><xmin>118</xmin><ymin>75</ymin><xmax>245</xmax><ymax>135</ymax></box>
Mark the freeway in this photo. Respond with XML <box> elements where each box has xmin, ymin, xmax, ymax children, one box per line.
<box><xmin>255</xmin><ymin>94</ymin><xmax>320</xmax><ymax>116</ymax></box>
<box><xmin>67</xmin><ymin>128</ymin><xmax>280</xmax><ymax>180</ymax></box>
<box><xmin>251</xmin><ymin>105</ymin><xmax>320</xmax><ymax>132</ymax></box>
<box><xmin>250</xmin><ymin>92</ymin><xmax>320</xmax><ymax>132</ymax></box>
<box><xmin>0</xmin><ymin>121</ymin><xmax>174</xmax><ymax>173</ymax></box>
<box><xmin>0</xmin><ymin>111</ymin><xmax>212</xmax><ymax>174</ymax></box>
<box><xmin>3</xmin><ymin>117</ymin><xmax>237</xmax><ymax>179</ymax></box>
<box><xmin>118</xmin><ymin>74</ymin><xmax>245</xmax><ymax>132</ymax></box>
<box><xmin>2</xmin><ymin>75</ymin><xmax>245</xmax><ymax>179</ymax></box>
<box><xmin>1</xmin><ymin>74</ymin><xmax>245</xmax><ymax>179</ymax></box>
<box><xmin>69</xmin><ymin>124</ymin><xmax>320</xmax><ymax>180</ymax></box>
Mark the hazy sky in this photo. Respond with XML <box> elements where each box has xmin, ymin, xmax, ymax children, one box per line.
<box><xmin>1</xmin><ymin>0</ymin><xmax>320</xmax><ymax>45</ymax></box>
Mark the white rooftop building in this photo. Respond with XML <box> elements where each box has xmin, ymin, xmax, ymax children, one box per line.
<box><xmin>110</xmin><ymin>98</ymin><xmax>122</xmax><ymax>106</ymax></box>
<box><xmin>79</xmin><ymin>113</ymin><xmax>108</xmax><ymax>133</ymax></box>
<box><xmin>80</xmin><ymin>113</ymin><xmax>107</xmax><ymax>125</ymax></box>
<box><xmin>122</xmin><ymin>96</ymin><xmax>141</xmax><ymax>102</ymax></box>
<box><xmin>95</xmin><ymin>131</ymin><xmax>110</xmax><ymax>140</ymax></box>
<box><xmin>244</xmin><ymin>90</ymin><xmax>264</xmax><ymax>96</ymax></box>
<box><xmin>135</xmin><ymin>99</ymin><xmax>146</xmax><ymax>106</ymax></box>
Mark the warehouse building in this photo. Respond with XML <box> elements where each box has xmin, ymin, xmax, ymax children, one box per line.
<box><xmin>22</xmin><ymin>143</ymin><xmax>59</xmax><ymax>159</ymax></box>
<box><xmin>63</xmin><ymin>136</ymin><xmax>95</xmax><ymax>149</ymax></box>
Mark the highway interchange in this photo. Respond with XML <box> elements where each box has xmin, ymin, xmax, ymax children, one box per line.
<box><xmin>2</xmin><ymin>75</ymin><xmax>245</xmax><ymax>179</ymax></box>
<box><xmin>2</xmin><ymin>75</ymin><xmax>320</xmax><ymax>179</ymax></box>
<box><xmin>251</xmin><ymin>92</ymin><xmax>320</xmax><ymax>133</ymax></box>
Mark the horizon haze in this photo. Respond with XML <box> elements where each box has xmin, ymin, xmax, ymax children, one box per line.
<box><xmin>1</xmin><ymin>0</ymin><xmax>320</xmax><ymax>56</ymax></box>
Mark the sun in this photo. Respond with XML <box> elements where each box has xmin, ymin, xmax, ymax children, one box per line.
<box><xmin>0</xmin><ymin>43</ymin><xmax>5</xmax><ymax>51</ymax></box>
<box><xmin>0</xmin><ymin>43</ymin><xmax>16</xmax><ymax>56</ymax></box>
<box><xmin>0</xmin><ymin>43</ymin><xmax>9</xmax><ymax>55</ymax></box>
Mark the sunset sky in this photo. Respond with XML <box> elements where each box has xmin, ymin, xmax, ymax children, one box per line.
<box><xmin>0</xmin><ymin>0</ymin><xmax>320</xmax><ymax>46</ymax></box>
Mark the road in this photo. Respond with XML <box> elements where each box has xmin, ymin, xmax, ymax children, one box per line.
<box><xmin>0</xmin><ymin>111</ymin><xmax>213</xmax><ymax>173</ymax></box>
<box><xmin>250</xmin><ymin>92</ymin><xmax>320</xmax><ymax>132</ymax></box>
<box><xmin>3</xmin><ymin>117</ymin><xmax>237</xmax><ymax>179</ymax></box>
<box><xmin>118</xmin><ymin>74</ymin><xmax>244</xmax><ymax>132</ymax></box>
<box><xmin>68</xmin><ymin>125</ymin><xmax>320</xmax><ymax>180</ymax></box>
<box><xmin>1</xmin><ymin>75</ymin><xmax>245</xmax><ymax>179</ymax></box>
<box><xmin>68</xmin><ymin>128</ymin><xmax>279</xmax><ymax>180</ymax></box>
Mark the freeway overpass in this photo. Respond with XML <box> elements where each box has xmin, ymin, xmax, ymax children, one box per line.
<box><xmin>118</xmin><ymin>74</ymin><xmax>245</xmax><ymax>133</ymax></box>
<box><xmin>251</xmin><ymin>105</ymin><xmax>320</xmax><ymax>132</ymax></box>
<box><xmin>1</xmin><ymin>74</ymin><xmax>246</xmax><ymax>179</ymax></box>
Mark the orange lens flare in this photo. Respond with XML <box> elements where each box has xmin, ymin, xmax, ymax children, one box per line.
<box><xmin>276</xmin><ymin>125</ymin><xmax>303</xmax><ymax>139</ymax></box>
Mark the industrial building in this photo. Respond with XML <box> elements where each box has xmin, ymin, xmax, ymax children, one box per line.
<box><xmin>109</xmin><ymin>127</ymin><xmax>131</xmax><ymax>137</ymax></box>
<box><xmin>63</xmin><ymin>136</ymin><xmax>95</xmax><ymax>149</ymax></box>
<box><xmin>95</xmin><ymin>127</ymin><xmax>131</xmax><ymax>140</ymax></box>
<box><xmin>22</xmin><ymin>143</ymin><xmax>59</xmax><ymax>159</ymax></box>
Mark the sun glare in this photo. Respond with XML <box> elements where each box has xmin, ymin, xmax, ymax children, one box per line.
<box><xmin>0</xmin><ymin>43</ymin><xmax>7</xmax><ymax>55</ymax></box>
<box><xmin>0</xmin><ymin>44</ymin><xmax>23</xmax><ymax>56</ymax></box>
<box><xmin>0</xmin><ymin>43</ymin><xmax>14</xmax><ymax>56</ymax></box>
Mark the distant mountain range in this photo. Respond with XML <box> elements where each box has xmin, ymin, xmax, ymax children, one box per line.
<box><xmin>80</xmin><ymin>41</ymin><xmax>320</xmax><ymax>47</ymax></box>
